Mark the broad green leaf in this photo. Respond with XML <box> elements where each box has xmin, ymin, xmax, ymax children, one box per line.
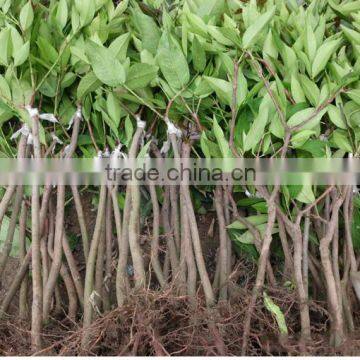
<box><xmin>77</xmin><ymin>71</ymin><xmax>102</xmax><ymax>99</ymax></box>
<box><xmin>291</xmin><ymin>129</ymin><xmax>316</xmax><ymax>147</ymax></box>
<box><xmin>102</xmin><ymin>110</ymin><xmax>118</xmax><ymax>136</ymax></box>
<box><xmin>232</xmin><ymin>223</ymin><xmax>279</xmax><ymax>245</ymax></box>
<box><xmin>75</xmin><ymin>0</ymin><xmax>95</xmax><ymax>27</ymax></box>
<box><xmin>263</xmin><ymin>292</ymin><xmax>288</xmax><ymax>335</ymax></box>
<box><xmin>0</xmin><ymin>28</ymin><xmax>10</xmax><ymax>65</ymax></box>
<box><xmin>312</xmin><ymin>39</ymin><xmax>341</xmax><ymax>78</ymax></box>
<box><xmin>125</xmin><ymin>63</ymin><xmax>158</xmax><ymax>89</ymax></box>
<box><xmin>0</xmin><ymin>215</ymin><xmax>29</xmax><ymax>257</ymax></box>
<box><xmin>204</xmin><ymin>76</ymin><xmax>232</xmax><ymax>105</ymax></box>
<box><xmin>213</xmin><ymin>116</ymin><xmax>232</xmax><ymax>158</ymax></box>
<box><xmin>61</xmin><ymin>72</ymin><xmax>76</xmax><ymax>89</ymax></box>
<box><xmin>0</xmin><ymin>75</ymin><xmax>11</xmax><ymax>99</ymax></box>
<box><xmin>10</xmin><ymin>27</ymin><xmax>23</xmax><ymax>50</ymax></box>
<box><xmin>227</xmin><ymin>214</ymin><xmax>268</xmax><ymax>230</ymax></box>
<box><xmin>37</xmin><ymin>37</ymin><xmax>58</xmax><ymax>64</ymax></box>
<box><xmin>237</xmin><ymin>70</ymin><xmax>248</xmax><ymax>107</ymax></box>
<box><xmin>13</xmin><ymin>41</ymin><xmax>29</xmax><ymax>67</ymax></box>
<box><xmin>244</xmin><ymin>103</ymin><xmax>269</xmax><ymax>152</ymax></box>
<box><xmin>341</xmin><ymin>25</ymin><xmax>360</xmax><ymax>46</ymax></box>
<box><xmin>347</xmin><ymin>89</ymin><xmax>360</xmax><ymax>106</ymax></box>
<box><xmin>263</xmin><ymin>29</ymin><xmax>278</xmax><ymax>58</ymax></box>
<box><xmin>86</xmin><ymin>41</ymin><xmax>126</xmax><ymax>86</ymax></box>
<box><xmin>106</xmin><ymin>93</ymin><xmax>121</xmax><ymax>128</ymax></box>
<box><xmin>112</xmin><ymin>0</ymin><xmax>129</xmax><ymax>18</ymax></box>
<box><xmin>56</xmin><ymin>0</ymin><xmax>68</xmax><ymax>31</ymax></box>
<box><xmin>157</xmin><ymin>31</ymin><xmax>190</xmax><ymax>90</ymax></box>
<box><xmin>185</xmin><ymin>12</ymin><xmax>208</xmax><ymax>38</ymax></box>
<box><xmin>291</xmin><ymin>74</ymin><xmax>306</xmax><ymax>103</ymax></box>
<box><xmin>332</xmin><ymin>129</ymin><xmax>353</xmax><ymax>152</ymax></box>
<box><xmin>287</xmin><ymin>107</ymin><xmax>327</xmax><ymax>130</ymax></box>
<box><xmin>109</xmin><ymin>33</ymin><xmax>131</xmax><ymax>62</ymax></box>
<box><xmin>200</xmin><ymin>132</ymin><xmax>211</xmax><ymax>158</ymax></box>
<box><xmin>296</xmin><ymin>185</ymin><xmax>315</xmax><ymax>203</ymax></box>
<box><xmin>124</xmin><ymin>115</ymin><xmax>134</xmax><ymax>147</ymax></box>
<box><xmin>20</xmin><ymin>1</ymin><xmax>34</xmax><ymax>31</ymax></box>
<box><xmin>208</xmin><ymin>25</ymin><xmax>233</xmax><ymax>46</ymax></box>
<box><xmin>304</xmin><ymin>20</ymin><xmax>317</xmax><ymax>62</ymax></box>
<box><xmin>132</xmin><ymin>10</ymin><xmax>161</xmax><ymax>55</ymax></box>
<box><xmin>192</xmin><ymin>36</ymin><xmax>206</xmax><ymax>72</ymax></box>
<box><xmin>327</xmin><ymin>105</ymin><xmax>347</xmax><ymax>129</ymax></box>
<box><xmin>242</xmin><ymin>7</ymin><xmax>275</xmax><ymax>49</ymax></box>
<box><xmin>137</xmin><ymin>139</ymin><xmax>152</xmax><ymax>160</ymax></box>
<box><xmin>328</xmin><ymin>0</ymin><xmax>360</xmax><ymax>16</ymax></box>
<box><xmin>298</xmin><ymin>74</ymin><xmax>320</xmax><ymax>106</ymax></box>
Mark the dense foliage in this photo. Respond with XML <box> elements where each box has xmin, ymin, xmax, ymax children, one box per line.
<box><xmin>0</xmin><ymin>0</ymin><xmax>359</xmax><ymax>355</ymax></box>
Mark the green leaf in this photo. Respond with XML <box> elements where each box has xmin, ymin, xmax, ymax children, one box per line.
<box><xmin>74</xmin><ymin>0</ymin><xmax>95</xmax><ymax>27</ymax></box>
<box><xmin>237</xmin><ymin>70</ymin><xmax>248</xmax><ymax>107</ymax></box>
<box><xmin>125</xmin><ymin>63</ymin><xmax>158</xmax><ymax>89</ymax></box>
<box><xmin>213</xmin><ymin>116</ymin><xmax>232</xmax><ymax>158</ymax></box>
<box><xmin>332</xmin><ymin>129</ymin><xmax>353</xmax><ymax>152</ymax></box>
<box><xmin>200</xmin><ymin>132</ymin><xmax>211</xmax><ymax>158</ymax></box>
<box><xmin>227</xmin><ymin>214</ymin><xmax>268</xmax><ymax>230</ymax></box>
<box><xmin>86</xmin><ymin>41</ymin><xmax>126</xmax><ymax>86</ymax></box>
<box><xmin>77</xmin><ymin>71</ymin><xmax>102</xmax><ymax>100</ymax></box>
<box><xmin>298</xmin><ymin>74</ymin><xmax>320</xmax><ymax>106</ymax></box>
<box><xmin>37</xmin><ymin>37</ymin><xmax>58</xmax><ymax>64</ymax></box>
<box><xmin>204</xmin><ymin>76</ymin><xmax>232</xmax><ymax>105</ymax></box>
<box><xmin>124</xmin><ymin>115</ymin><xmax>134</xmax><ymax>147</ymax></box>
<box><xmin>0</xmin><ymin>28</ymin><xmax>10</xmax><ymax>65</ymax></box>
<box><xmin>327</xmin><ymin>105</ymin><xmax>347</xmax><ymax>129</ymax></box>
<box><xmin>232</xmin><ymin>223</ymin><xmax>279</xmax><ymax>245</ymax></box>
<box><xmin>312</xmin><ymin>39</ymin><xmax>341</xmax><ymax>78</ymax></box>
<box><xmin>287</xmin><ymin>107</ymin><xmax>327</xmax><ymax>130</ymax></box>
<box><xmin>157</xmin><ymin>31</ymin><xmax>190</xmax><ymax>90</ymax></box>
<box><xmin>106</xmin><ymin>93</ymin><xmax>121</xmax><ymax>128</ymax></box>
<box><xmin>20</xmin><ymin>1</ymin><xmax>34</xmax><ymax>31</ymax></box>
<box><xmin>290</xmin><ymin>74</ymin><xmax>306</xmax><ymax>103</ymax></box>
<box><xmin>304</xmin><ymin>20</ymin><xmax>317</xmax><ymax>62</ymax></box>
<box><xmin>244</xmin><ymin>102</ymin><xmax>269</xmax><ymax>152</ymax></box>
<box><xmin>132</xmin><ymin>10</ymin><xmax>161</xmax><ymax>55</ymax></box>
<box><xmin>0</xmin><ymin>75</ymin><xmax>11</xmax><ymax>100</ymax></box>
<box><xmin>296</xmin><ymin>185</ymin><xmax>315</xmax><ymax>203</ymax></box>
<box><xmin>347</xmin><ymin>89</ymin><xmax>360</xmax><ymax>106</ymax></box>
<box><xmin>56</xmin><ymin>0</ymin><xmax>68</xmax><ymax>31</ymax></box>
<box><xmin>263</xmin><ymin>292</ymin><xmax>288</xmax><ymax>335</ymax></box>
<box><xmin>242</xmin><ymin>7</ymin><xmax>276</xmax><ymax>49</ymax></box>
<box><xmin>291</xmin><ymin>129</ymin><xmax>316</xmax><ymax>148</ymax></box>
<box><xmin>192</xmin><ymin>35</ymin><xmax>206</xmax><ymax>72</ymax></box>
<box><xmin>0</xmin><ymin>215</ymin><xmax>29</xmax><ymax>257</ymax></box>
<box><xmin>109</xmin><ymin>33</ymin><xmax>131</xmax><ymax>62</ymax></box>
<box><xmin>13</xmin><ymin>41</ymin><xmax>29</xmax><ymax>67</ymax></box>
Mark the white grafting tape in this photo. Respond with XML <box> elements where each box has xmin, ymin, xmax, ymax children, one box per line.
<box><xmin>25</xmin><ymin>105</ymin><xmax>39</xmax><ymax>118</ymax></box>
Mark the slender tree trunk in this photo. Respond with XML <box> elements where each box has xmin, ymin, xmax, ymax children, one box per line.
<box><xmin>71</xmin><ymin>185</ymin><xmax>89</xmax><ymax>262</ymax></box>
<box><xmin>19</xmin><ymin>202</ymin><xmax>29</xmax><ymax>320</ymax></box>
<box><xmin>214</xmin><ymin>186</ymin><xmax>228</xmax><ymax>301</ymax></box>
<box><xmin>149</xmin><ymin>183</ymin><xmax>165</xmax><ymax>288</ymax></box>
<box><xmin>319</xmin><ymin>190</ymin><xmax>345</xmax><ymax>347</ymax></box>
<box><xmin>82</xmin><ymin>185</ymin><xmax>107</xmax><ymax>348</ymax></box>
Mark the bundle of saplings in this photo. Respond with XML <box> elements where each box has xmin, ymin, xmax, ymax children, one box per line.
<box><xmin>0</xmin><ymin>0</ymin><xmax>360</xmax><ymax>355</ymax></box>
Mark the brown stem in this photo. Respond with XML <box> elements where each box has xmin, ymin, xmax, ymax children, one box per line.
<box><xmin>319</xmin><ymin>188</ymin><xmax>345</xmax><ymax>347</ymax></box>
<box><xmin>214</xmin><ymin>186</ymin><xmax>228</xmax><ymax>301</ymax></box>
<box><xmin>62</xmin><ymin>233</ymin><xmax>84</xmax><ymax>307</ymax></box>
<box><xmin>149</xmin><ymin>183</ymin><xmax>166</xmax><ymax>288</ymax></box>
<box><xmin>82</xmin><ymin>185</ymin><xmax>107</xmax><ymax>347</ymax></box>
<box><xmin>103</xmin><ymin>191</ymin><xmax>113</xmax><ymax>312</ymax></box>
<box><xmin>19</xmin><ymin>202</ymin><xmax>29</xmax><ymax>320</ymax></box>
<box><xmin>71</xmin><ymin>185</ymin><xmax>89</xmax><ymax>262</ymax></box>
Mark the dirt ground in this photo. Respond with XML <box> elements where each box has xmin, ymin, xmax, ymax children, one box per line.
<box><xmin>1</xmin><ymin>194</ymin><xmax>360</xmax><ymax>356</ymax></box>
